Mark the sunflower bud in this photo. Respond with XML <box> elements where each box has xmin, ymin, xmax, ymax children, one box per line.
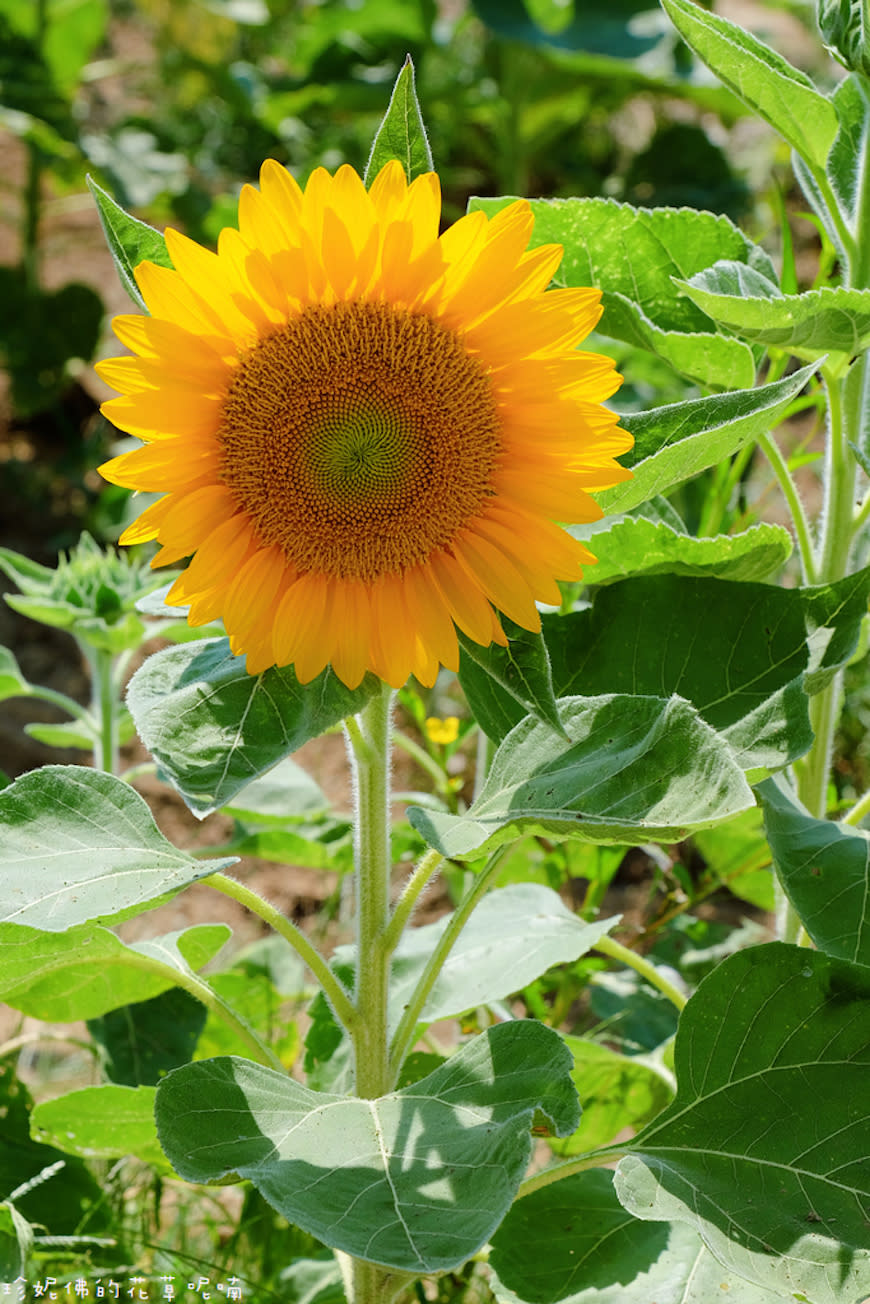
<box><xmin>818</xmin><ymin>0</ymin><xmax>870</xmax><ymax>77</ymax></box>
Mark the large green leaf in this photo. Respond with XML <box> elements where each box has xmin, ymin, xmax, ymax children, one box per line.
<box><xmin>677</xmin><ymin>263</ymin><xmax>870</xmax><ymax>357</ymax></box>
<box><xmin>616</xmin><ymin>943</ymin><xmax>870</xmax><ymax>1304</ymax></box>
<box><xmin>598</xmin><ymin>298</ymin><xmax>756</xmax><ymax>391</ymax></box>
<box><xmin>87</xmin><ymin>175</ymin><xmax>172</xmax><ymax>311</ymax></box>
<box><xmin>659</xmin><ymin>0</ymin><xmax>838</xmax><ymax>168</ymax></box>
<box><xmin>359</xmin><ymin>884</ymin><xmax>618</xmax><ymax>1033</ymax></box>
<box><xmin>88</xmin><ymin>987</ymin><xmax>207</xmax><ymax>1087</ymax></box>
<box><xmin>458</xmin><ymin>620</ymin><xmax>565</xmax><ymax>745</ymax></box>
<box><xmin>470</xmin><ymin>196</ymin><xmax>767</xmax><ymax>387</ymax></box>
<box><xmin>759</xmin><ymin>775</ymin><xmax>870</xmax><ymax>965</ymax></box>
<box><xmin>465</xmin><ymin>570</ymin><xmax>870</xmax><ymax>766</ymax></box>
<box><xmin>490</xmin><ymin>1171</ymin><xmax>793</xmax><ymax>1303</ymax></box>
<box><xmin>30</xmin><ymin>1085</ymin><xmax>166</xmax><ymax>1169</ymax></box>
<box><xmin>0</xmin><ymin>766</ymin><xmax>234</xmax><ymax>929</ymax></box>
<box><xmin>364</xmin><ymin>55</ymin><xmax>432</xmax><ymax>184</ymax></box>
<box><xmin>408</xmin><ymin>695</ymin><xmax>753</xmax><ymax>858</ymax></box>
<box><xmin>126</xmin><ymin>637</ymin><xmax>378</xmax><ymax>816</ymax></box>
<box><xmin>0</xmin><ymin>921</ymin><xmax>229</xmax><ymax>1020</ymax></box>
<box><xmin>543</xmin><ymin>569</ymin><xmax>870</xmax><ymax>770</ymax></box>
<box><xmin>598</xmin><ymin>361</ymin><xmax>817</xmax><ymax>515</ymax></box>
<box><xmin>827</xmin><ymin>75</ymin><xmax>870</xmax><ymax>240</ymax></box>
<box><xmin>155</xmin><ymin>1021</ymin><xmax>579</xmax><ymax>1273</ymax></box>
<box><xmin>551</xmin><ymin>1037</ymin><xmax>673</xmax><ymax>1155</ymax></box>
<box><xmin>307</xmin><ymin>885</ymin><xmax>617</xmax><ymax>1093</ymax></box>
<box><xmin>392</xmin><ymin>885</ymin><xmax>616</xmax><ymax>1026</ymax></box>
<box><xmin>573</xmin><ymin>518</ymin><xmax>792</xmax><ymax>586</ymax></box>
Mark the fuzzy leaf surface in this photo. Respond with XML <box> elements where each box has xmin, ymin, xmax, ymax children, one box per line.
<box><xmin>543</xmin><ymin>569</ymin><xmax>870</xmax><ymax>770</ymax></box>
<box><xmin>155</xmin><ymin>1021</ymin><xmax>579</xmax><ymax>1272</ymax></box>
<box><xmin>408</xmin><ymin>695</ymin><xmax>752</xmax><ymax>857</ymax></box>
<box><xmin>575</xmin><ymin>519</ymin><xmax>792</xmax><ymax>585</ymax></box>
<box><xmin>127</xmin><ymin>637</ymin><xmax>378</xmax><ymax>816</ymax></box>
<box><xmin>599</xmin><ymin>362</ymin><xmax>816</xmax><ymax>514</ymax></box>
<box><xmin>660</xmin><ymin>0</ymin><xmax>838</xmax><ymax>167</ymax></box>
<box><xmin>364</xmin><ymin>55</ymin><xmax>432</xmax><ymax>183</ymax></box>
<box><xmin>616</xmin><ymin>944</ymin><xmax>870</xmax><ymax>1304</ymax></box>
<box><xmin>759</xmin><ymin>775</ymin><xmax>870</xmax><ymax>965</ymax></box>
<box><xmin>490</xmin><ymin>1171</ymin><xmax>793</xmax><ymax>1303</ymax></box>
<box><xmin>87</xmin><ymin>175</ymin><xmax>171</xmax><ymax>311</ymax></box>
<box><xmin>458</xmin><ymin>620</ymin><xmax>565</xmax><ymax>744</ymax></box>
<box><xmin>678</xmin><ymin>263</ymin><xmax>870</xmax><ymax>356</ymax></box>
<box><xmin>0</xmin><ymin>766</ymin><xmax>234</xmax><ymax>929</ymax></box>
<box><xmin>471</xmin><ymin>195</ymin><xmax>768</xmax><ymax>386</ymax></box>
<box><xmin>0</xmin><ymin>922</ymin><xmax>229</xmax><ymax>1020</ymax></box>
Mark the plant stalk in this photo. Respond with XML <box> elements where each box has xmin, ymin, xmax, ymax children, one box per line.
<box><xmin>88</xmin><ymin>645</ymin><xmax>120</xmax><ymax>775</ymax></box>
<box><xmin>345</xmin><ymin>681</ymin><xmax>399</xmax><ymax>1304</ymax></box>
<box><xmin>593</xmin><ymin>934</ymin><xmax>687</xmax><ymax>1012</ymax></box>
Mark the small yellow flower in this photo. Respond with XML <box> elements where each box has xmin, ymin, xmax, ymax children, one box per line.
<box><xmin>98</xmin><ymin>160</ymin><xmax>631</xmax><ymax>690</ymax></box>
<box><xmin>425</xmin><ymin>716</ymin><xmax>461</xmax><ymax>747</ymax></box>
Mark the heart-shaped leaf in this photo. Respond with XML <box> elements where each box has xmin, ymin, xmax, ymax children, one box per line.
<box><xmin>127</xmin><ymin>638</ymin><xmax>378</xmax><ymax>816</ymax></box>
<box><xmin>0</xmin><ymin>766</ymin><xmax>234</xmax><ymax>929</ymax></box>
<box><xmin>616</xmin><ymin>943</ymin><xmax>870</xmax><ymax>1304</ymax></box>
<box><xmin>156</xmin><ymin>1020</ymin><xmax>579</xmax><ymax>1272</ymax></box>
<box><xmin>409</xmin><ymin>695</ymin><xmax>753</xmax><ymax>858</ymax></box>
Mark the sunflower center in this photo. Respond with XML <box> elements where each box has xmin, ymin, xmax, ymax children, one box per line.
<box><xmin>217</xmin><ymin>301</ymin><xmax>501</xmax><ymax>580</ymax></box>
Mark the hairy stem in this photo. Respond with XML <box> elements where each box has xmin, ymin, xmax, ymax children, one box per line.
<box><xmin>389</xmin><ymin>849</ymin><xmax>505</xmax><ymax>1078</ymax></box>
<box><xmin>593</xmin><ymin>934</ymin><xmax>687</xmax><ymax>1012</ymax></box>
<box><xmin>203</xmin><ymin>872</ymin><xmax>356</xmax><ymax>1033</ymax></box>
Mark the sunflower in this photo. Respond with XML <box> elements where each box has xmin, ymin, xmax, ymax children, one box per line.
<box><xmin>98</xmin><ymin>161</ymin><xmax>631</xmax><ymax>690</ymax></box>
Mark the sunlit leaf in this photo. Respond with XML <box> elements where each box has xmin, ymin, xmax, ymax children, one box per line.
<box><xmin>126</xmin><ymin>638</ymin><xmax>378</xmax><ymax>817</ymax></box>
<box><xmin>0</xmin><ymin>766</ymin><xmax>234</xmax><ymax>929</ymax></box>
<box><xmin>677</xmin><ymin>262</ymin><xmax>870</xmax><ymax>357</ymax></box>
<box><xmin>156</xmin><ymin>1022</ymin><xmax>579</xmax><ymax>1272</ymax></box>
<box><xmin>616</xmin><ymin>944</ymin><xmax>870</xmax><ymax>1304</ymax></box>
<box><xmin>599</xmin><ymin>362</ymin><xmax>817</xmax><ymax>515</ymax></box>
<box><xmin>409</xmin><ymin>695</ymin><xmax>752</xmax><ymax>857</ymax></box>
<box><xmin>659</xmin><ymin>0</ymin><xmax>838</xmax><ymax>168</ymax></box>
<box><xmin>490</xmin><ymin>1171</ymin><xmax>793</xmax><ymax>1303</ymax></box>
<box><xmin>365</xmin><ymin>55</ymin><xmax>432</xmax><ymax>184</ymax></box>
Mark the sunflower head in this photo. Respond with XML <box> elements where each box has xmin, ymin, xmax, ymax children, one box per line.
<box><xmin>98</xmin><ymin>160</ymin><xmax>632</xmax><ymax>690</ymax></box>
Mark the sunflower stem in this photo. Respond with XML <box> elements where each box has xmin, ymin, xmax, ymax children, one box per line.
<box><xmin>344</xmin><ymin>680</ymin><xmax>403</xmax><ymax>1304</ymax></box>
<box><xmin>346</xmin><ymin>679</ymin><xmax>395</xmax><ymax>1099</ymax></box>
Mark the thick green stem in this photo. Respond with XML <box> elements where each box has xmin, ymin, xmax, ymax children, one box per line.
<box><xmin>87</xmin><ymin>645</ymin><xmax>120</xmax><ymax>775</ymax></box>
<box><xmin>347</xmin><ymin>681</ymin><xmax>394</xmax><ymax>1100</ymax></box>
<box><xmin>343</xmin><ymin>682</ymin><xmax>405</xmax><ymax>1304</ymax></box>
<box><xmin>203</xmin><ymin>872</ymin><xmax>356</xmax><ymax>1033</ymax></box>
<box><xmin>593</xmin><ymin>934</ymin><xmax>687</xmax><ymax>1012</ymax></box>
<box><xmin>796</xmin><ymin>366</ymin><xmax>857</xmax><ymax>826</ymax></box>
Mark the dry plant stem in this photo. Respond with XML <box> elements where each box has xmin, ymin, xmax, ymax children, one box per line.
<box><xmin>203</xmin><ymin>872</ymin><xmax>356</xmax><ymax>1034</ymax></box>
<box><xmin>593</xmin><ymin>934</ymin><xmax>687</xmax><ymax>1012</ymax></box>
